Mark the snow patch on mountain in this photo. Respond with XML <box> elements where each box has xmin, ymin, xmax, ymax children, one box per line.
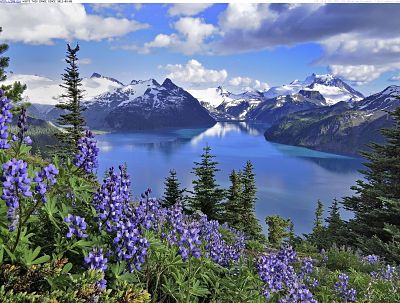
<box><xmin>264</xmin><ymin>73</ymin><xmax>364</xmax><ymax>105</ymax></box>
<box><xmin>4</xmin><ymin>73</ymin><xmax>124</xmax><ymax>105</ymax></box>
<box><xmin>188</xmin><ymin>86</ymin><xmax>231</xmax><ymax>108</ymax></box>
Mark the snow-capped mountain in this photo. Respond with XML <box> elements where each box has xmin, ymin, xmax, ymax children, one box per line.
<box><xmin>188</xmin><ymin>86</ymin><xmax>230</xmax><ymax>110</ymax></box>
<box><xmin>263</xmin><ymin>73</ymin><xmax>364</xmax><ymax>105</ymax></box>
<box><xmin>264</xmin><ymin>85</ymin><xmax>400</xmax><ymax>155</ymax></box>
<box><xmin>189</xmin><ymin>73</ymin><xmax>364</xmax><ymax>121</ymax></box>
<box><xmin>189</xmin><ymin>86</ymin><xmax>265</xmax><ymax>120</ymax></box>
<box><xmin>83</xmin><ymin>78</ymin><xmax>215</xmax><ymax>130</ymax></box>
<box><xmin>355</xmin><ymin>85</ymin><xmax>400</xmax><ymax>112</ymax></box>
<box><xmin>4</xmin><ymin>72</ymin><xmax>124</xmax><ymax>105</ymax></box>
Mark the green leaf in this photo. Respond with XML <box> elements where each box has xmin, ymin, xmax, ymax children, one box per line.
<box><xmin>31</xmin><ymin>254</ymin><xmax>50</xmax><ymax>265</ymax></box>
<box><xmin>61</xmin><ymin>262</ymin><xmax>73</xmax><ymax>273</ymax></box>
<box><xmin>3</xmin><ymin>245</ymin><xmax>16</xmax><ymax>262</ymax></box>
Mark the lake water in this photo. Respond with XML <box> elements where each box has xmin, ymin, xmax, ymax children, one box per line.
<box><xmin>97</xmin><ymin>122</ymin><xmax>363</xmax><ymax>235</ymax></box>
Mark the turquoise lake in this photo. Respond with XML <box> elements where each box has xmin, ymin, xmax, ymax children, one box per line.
<box><xmin>97</xmin><ymin>122</ymin><xmax>363</xmax><ymax>235</ymax></box>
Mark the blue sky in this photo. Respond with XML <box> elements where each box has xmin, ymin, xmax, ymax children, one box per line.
<box><xmin>2</xmin><ymin>3</ymin><xmax>400</xmax><ymax>95</ymax></box>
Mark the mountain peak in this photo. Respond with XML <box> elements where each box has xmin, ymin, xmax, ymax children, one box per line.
<box><xmin>90</xmin><ymin>73</ymin><xmax>124</xmax><ymax>86</ymax></box>
<box><xmin>161</xmin><ymin>78</ymin><xmax>178</xmax><ymax>90</ymax></box>
<box><xmin>130</xmin><ymin>79</ymin><xmax>159</xmax><ymax>86</ymax></box>
<box><xmin>381</xmin><ymin>85</ymin><xmax>400</xmax><ymax>95</ymax></box>
<box><xmin>90</xmin><ymin>72</ymin><xmax>102</xmax><ymax>78</ymax></box>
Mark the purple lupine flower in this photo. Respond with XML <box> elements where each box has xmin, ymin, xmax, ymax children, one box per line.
<box><xmin>335</xmin><ymin>273</ymin><xmax>357</xmax><ymax>302</ymax></box>
<box><xmin>84</xmin><ymin>247</ymin><xmax>108</xmax><ymax>272</ymax></box>
<box><xmin>199</xmin><ymin>218</ymin><xmax>244</xmax><ymax>266</ymax></box>
<box><xmin>371</xmin><ymin>264</ymin><xmax>397</xmax><ymax>281</ymax></box>
<box><xmin>256</xmin><ymin>246</ymin><xmax>317</xmax><ymax>302</ymax></box>
<box><xmin>92</xmin><ymin>167</ymin><xmax>152</xmax><ymax>272</ymax></box>
<box><xmin>364</xmin><ymin>254</ymin><xmax>380</xmax><ymax>265</ymax></box>
<box><xmin>177</xmin><ymin>222</ymin><xmax>202</xmax><ymax>261</ymax></box>
<box><xmin>84</xmin><ymin>247</ymin><xmax>108</xmax><ymax>290</ymax></box>
<box><xmin>74</xmin><ymin>130</ymin><xmax>99</xmax><ymax>174</ymax></box>
<box><xmin>33</xmin><ymin>164</ymin><xmax>59</xmax><ymax>203</ymax></box>
<box><xmin>15</xmin><ymin>107</ymin><xmax>31</xmax><ymax>145</ymax></box>
<box><xmin>0</xmin><ymin>90</ymin><xmax>13</xmax><ymax>149</ymax></box>
<box><xmin>92</xmin><ymin>166</ymin><xmax>132</xmax><ymax>232</ymax></box>
<box><xmin>1</xmin><ymin>159</ymin><xmax>32</xmax><ymax>231</ymax></box>
<box><xmin>64</xmin><ymin>214</ymin><xmax>88</xmax><ymax>239</ymax></box>
<box><xmin>96</xmin><ymin>278</ymin><xmax>107</xmax><ymax>290</ymax></box>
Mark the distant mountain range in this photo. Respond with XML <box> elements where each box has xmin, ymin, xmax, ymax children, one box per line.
<box><xmin>189</xmin><ymin>73</ymin><xmax>365</xmax><ymax>122</ymax></box>
<box><xmin>264</xmin><ymin>85</ymin><xmax>400</xmax><ymax>155</ymax></box>
<box><xmin>13</xmin><ymin>72</ymin><xmax>399</xmax><ymax>155</ymax></box>
<box><xmin>26</xmin><ymin>73</ymin><xmax>215</xmax><ymax>131</ymax></box>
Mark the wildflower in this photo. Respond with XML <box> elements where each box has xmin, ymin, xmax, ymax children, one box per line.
<box><xmin>335</xmin><ymin>273</ymin><xmax>357</xmax><ymax>302</ymax></box>
<box><xmin>1</xmin><ymin>159</ymin><xmax>32</xmax><ymax>231</ymax></box>
<box><xmin>15</xmin><ymin>107</ymin><xmax>31</xmax><ymax>145</ymax></box>
<box><xmin>74</xmin><ymin>130</ymin><xmax>99</xmax><ymax>173</ymax></box>
<box><xmin>0</xmin><ymin>89</ymin><xmax>13</xmax><ymax>149</ymax></box>
<box><xmin>84</xmin><ymin>247</ymin><xmax>108</xmax><ymax>272</ymax></box>
<box><xmin>364</xmin><ymin>254</ymin><xmax>380</xmax><ymax>265</ymax></box>
<box><xmin>64</xmin><ymin>214</ymin><xmax>88</xmax><ymax>239</ymax></box>
<box><xmin>33</xmin><ymin>164</ymin><xmax>59</xmax><ymax>203</ymax></box>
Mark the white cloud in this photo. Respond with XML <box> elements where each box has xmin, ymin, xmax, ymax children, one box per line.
<box><xmin>163</xmin><ymin>59</ymin><xmax>227</xmax><ymax>85</ymax></box>
<box><xmin>168</xmin><ymin>4</ymin><xmax>213</xmax><ymax>16</ymax></box>
<box><xmin>140</xmin><ymin>17</ymin><xmax>217</xmax><ymax>55</ymax></box>
<box><xmin>219</xmin><ymin>3</ymin><xmax>277</xmax><ymax>31</ymax></box>
<box><xmin>389</xmin><ymin>75</ymin><xmax>400</xmax><ymax>81</ymax></box>
<box><xmin>329</xmin><ymin>64</ymin><xmax>400</xmax><ymax>85</ymax></box>
<box><xmin>0</xmin><ymin>4</ymin><xmax>148</xmax><ymax>44</ymax></box>
<box><xmin>215</xmin><ymin>4</ymin><xmax>400</xmax><ymax>84</ymax></box>
<box><xmin>79</xmin><ymin>58</ymin><xmax>92</xmax><ymax>65</ymax></box>
<box><xmin>229</xmin><ymin>76</ymin><xmax>269</xmax><ymax>91</ymax></box>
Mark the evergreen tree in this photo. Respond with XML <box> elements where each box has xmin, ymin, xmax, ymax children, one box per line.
<box><xmin>307</xmin><ymin>200</ymin><xmax>327</xmax><ymax>248</ymax></box>
<box><xmin>0</xmin><ymin>27</ymin><xmax>26</xmax><ymax>104</ymax></box>
<box><xmin>224</xmin><ymin>169</ymin><xmax>243</xmax><ymax>228</ymax></box>
<box><xmin>162</xmin><ymin>169</ymin><xmax>184</xmax><ymax>208</ymax></box>
<box><xmin>241</xmin><ymin>161</ymin><xmax>264</xmax><ymax>240</ymax></box>
<box><xmin>56</xmin><ymin>43</ymin><xmax>86</xmax><ymax>157</ymax></box>
<box><xmin>266</xmin><ymin>215</ymin><xmax>291</xmax><ymax>247</ymax></box>
<box><xmin>189</xmin><ymin>146</ymin><xmax>225</xmax><ymax>221</ymax></box>
<box><xmin>325</xmin><ymin>199</ymin><xmax>346</xmax><ymax>247</ymax></box>
<box><xmin>343</xmin><ymin>106</ymin><xmax>400</xmax><ymax>262</ymax></box>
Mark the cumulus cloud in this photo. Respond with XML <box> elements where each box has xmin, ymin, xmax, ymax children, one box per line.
<box><xmin>229</xmin><ymin>76</ymin><xmax>269</xmax><ymax>91</ymax></box>
<box><xmin>215</xmin><ymin>3</ymin><xmax>400</xmax><ymax>83</ymax></box>
<box><xmin>140</xmin><ymin>17</ymin><xmax>218</xmax><ymax>55</ymax></box>
<box><xmin>163</xmin><ymin>59</ymin><xmax>227</xmax><ymax>85</ymax></box>
<box><xmin>168</xmin><ymin>4</ymin><xmax>213</xmax><ymax>16</ymax></box>
<box><xmin>389</xmin><ymin>75</ymin><xmax>400</xmax><ymax>82</ymax></box>
<box><xmin>0</xmin><ymin>4</ymin><xmax>148</xmax><ymax>44</ymax></box>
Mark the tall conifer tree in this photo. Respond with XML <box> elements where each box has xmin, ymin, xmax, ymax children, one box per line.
<box><xmin>225</xmin><ymin>169</ymin><xmax>243</xmax><ymax>228</ymax></box>
<box><xmin>56</xmin><ymin>43</ymin><xmax>86</xmax><ymax>156</ymax></box>
<box><xmin>325</xmin><ymin>199</ymin><xmax>346</xmax><ymax>246</ymax></box>
<box><xmin>190</xmin><ymin>146</ymin><xmax>225</xmax><ymax>221</ymax></box>
<box><xmin>241</xmin><ymin>161</ymin><xmax>264</xmax><ymax>240</ymax></box>
<box><xmin>343</xmin><ymin>105</ymin><xmax>400</xmax><ymax>262</ymax></box>
<box><xmin>162</xmin><ymin>169</ymin><xmax>184</xmax><ymax>208</ymax></box>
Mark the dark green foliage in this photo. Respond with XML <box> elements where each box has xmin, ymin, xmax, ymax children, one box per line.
<box><xmin>189</xmin><ymin>146</ymin><xmax>225</xmax><ymax>221</ymax></box>
<box><xmin>324</xmin><ymin>199</ymin><xmax>347</xmax><ymax>247</ymax></box>
<box><xmin>55</xmin><ymin>43</ymin><xmax>86</xmax><ymax>157</ymax></box>
<box><xmin>265</xmin><ymin>215</ymin><xmax>291</xmax><ymax>247</ymax></box>
<box><xmin>224</xmin><ymin>162</ymin><xmax>264</xmax><ymax>240</ymax></box>
<box><xmin>224</xmin><ymin>169</ymin><xmax>243</xmax><ymax>229</ymax></box>
<box><xmin>240</xmin><ymin>161</ymin><xmax>264</xmax><ymax>240</ymax></box>
<box><xmin>343</xmin><ymin>106</ymin><xmax>400</xmax><ymax>262</ymax></box>
<box><xmin>162</xmin><ymin>169</ymin><xmax>184</xmax><ymax>208</ymax></box>
<box><xmin>0</xmin><ymin>27</ymin><xmax>26</xmax><ymax>105</ymax></box>
<box><xmin>307</xmin><ymin>200</ymin><xmax>327</xmax><ymax>248</ymax></box>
